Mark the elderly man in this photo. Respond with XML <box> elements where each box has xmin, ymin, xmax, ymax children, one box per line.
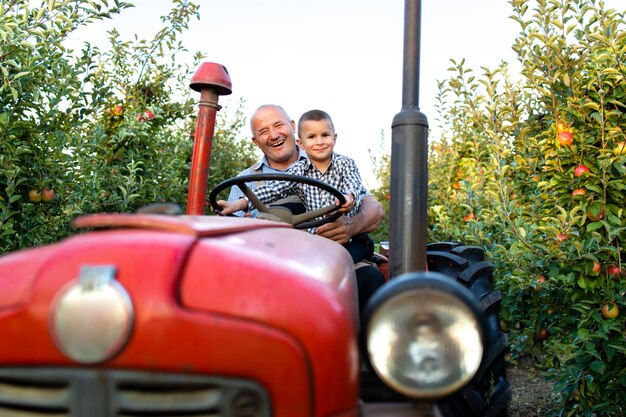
<box><xmin>227</xmin><ymin>104</ymin><xmax>385</xmax><ymax>312</ymax></box>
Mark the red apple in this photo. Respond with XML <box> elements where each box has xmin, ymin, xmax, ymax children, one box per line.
<box><xmin>586</xmin><ymin>202</ymin><xmax>605</xmax><ymax>221</ymax></box>
<box><xmin>41</xmin><ymin>187</ymin><xmax>55</xmax><ymax>203</ymax></box>
<box><xmin>556</xmin><ymin>233</ymin><xmax>568</xmax><ymax>245</ymax></box>
<box><xmin>112</xmin><ymin>105</ymin><xmax>123</xmax><ymax>116</ymax></box>
<box><xmin>572</xmin><ymin>188</ymin><xmax>586</xmax><ymax>197</ymax></box>
<box><xmin>574</xmin><ymin>165</ymin><xmax>590</xmax><ymax>177</ymax></box>
<box><xmin>591</xmin><ymin>261</ymin><xmax>601</xmax><ymax>276</ymax></box>
<box><xmin>536</xmin><ymin>328</ymin><xmax>549</xmax><ymax>342</ymax></box>
<box><xmin>557</xmin><ymin>130</ymin><xmax>574</xmax><ymax>146</ymax></box>
<box><xmin>463</xmin><ymin>213</ymin><xmax>476</xmax><ymax>221</ymax></box>
<box><xmin>137</xmin><ymin>110</ymin><xmax>154</xmax><ymax>122</ymax></box>
<box><xmin>28</xmin><ymin>189</ymin><xmax>42</xmax><ymax>203</ymax></box>
<box><xmin>608</xmin><ymin>264</ymin><xmax>625</xmax><ymax>278</ymax></box>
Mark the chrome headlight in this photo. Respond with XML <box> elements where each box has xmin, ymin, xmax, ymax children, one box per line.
<box><xmin>363</xmin><ymin>272</ymin><xmax>485</xmax><ymax>399</ymax></box>
<box><xmin>50</xmin><ymin>265</ymin><xmax>134</xmax><ymax>364</ymax></box>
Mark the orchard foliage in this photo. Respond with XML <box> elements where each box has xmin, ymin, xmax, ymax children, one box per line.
<box><xmin>411</xmin><ymin>0</ymin><xmax>626</xmax><ymax>415</ymax></box>
<box><xmin>0</xmin><ymin>0</ymin><xmax>257</xmax><ymax>253</ymax></box>
<box><xmin>368</xmin><ymin>131</ymin><xmax>390</xmax><ymax>245</ymax></box>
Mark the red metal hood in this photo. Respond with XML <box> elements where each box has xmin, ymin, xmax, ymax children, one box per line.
<box><xmin>0</xmin><ymin>214</ymin><xmax>291</xmax><ymax>311</ymax></box>
<box><xmin>0</xmin><ymin>214</ymin><xmax>360</xmax><ymax>417</ymax></box>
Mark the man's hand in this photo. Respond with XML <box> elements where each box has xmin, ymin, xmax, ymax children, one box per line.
<box><xmin>317</xmin><ymin>195</ymin><xmax>384</xmax><ymax>244</ymax></box>
<box><xmin>315</xmin><ymin>215</ymin><xmax>355</xmax><ymax>245</ymax></box>
<box><xmin>216</xmin><ymin>198</ymin><xmax>247</xmax><ymax>215</ymax></box>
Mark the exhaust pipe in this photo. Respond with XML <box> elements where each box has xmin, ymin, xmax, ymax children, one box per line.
<box><xmin>186</xmin><ymin>62</ymin><xmax>232</xmax><ymax>215</ymax></box>
<box><xmin>389</xmin><ymin>0</ymin><xmax>429</xmax><ymax>278</ymax></box>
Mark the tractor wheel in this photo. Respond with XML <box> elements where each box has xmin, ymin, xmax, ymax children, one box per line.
<box><xmin>426</xmin><ymin>242</ymin><xmax>512</xmax><ymax>417</ymax></box>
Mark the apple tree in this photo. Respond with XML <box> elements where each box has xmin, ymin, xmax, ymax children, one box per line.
<box><xmin>426</xmin><ymin>0</ymin><xmax>626</xmax><ymax>414</ymax></box>
<box><xmin>0</xmin><ymin>0</ymin><xmax>257</xmax><ymax>253</ymax></box>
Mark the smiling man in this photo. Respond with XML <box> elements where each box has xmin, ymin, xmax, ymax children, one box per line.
<box><xmin>227</xmin><ymin>104</ymin><xmax>385</xmax><ymax>313</ymax></box>
<box><xmin>227</xmin><ymin>105</ymin><xmax>383</xmax><ymax>235</ymax></box>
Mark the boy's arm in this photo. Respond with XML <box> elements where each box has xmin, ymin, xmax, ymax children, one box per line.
<box><xmin>338</xmin><ymin>193</ymin><xmax>355</xmax><ymax>213</ymax></box>
<box><xmin>340</xmin><ymin>157</ymin><xmax>368</xmax><ymax>210</ymax></box>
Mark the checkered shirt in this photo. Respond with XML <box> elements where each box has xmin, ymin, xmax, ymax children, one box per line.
<box><xmin>249</xmin><ymin>152</ymin><xmax>367</xmax><ymax>223</ymax></box>
<box><xmin>227</xmin><ymin>149</ymin><xmax>308</xmax><ymax>217</ymax></box>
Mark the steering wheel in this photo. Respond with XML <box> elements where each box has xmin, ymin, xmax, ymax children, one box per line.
<box><xmin>208</xmin><ymin>174</ymin><xmax>347</xmax><ymax>230</ymax></box>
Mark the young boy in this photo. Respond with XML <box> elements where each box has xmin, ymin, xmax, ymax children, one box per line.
<box><xmin>218</xmin><ymin>109</ymin><xmax>374</xmax><ymax>265</ymax></box>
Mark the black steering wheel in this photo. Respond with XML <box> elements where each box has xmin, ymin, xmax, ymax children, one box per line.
<box><xmin>208</xmin><ymin>174</ymin><xmax>347</xmax><ymax>230</ymax></box>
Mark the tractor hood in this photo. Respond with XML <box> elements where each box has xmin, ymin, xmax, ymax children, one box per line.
<box><xmin>0</xmin><ymin>214</ymin><xmax>360</xmax><ymax>417</ymax></box>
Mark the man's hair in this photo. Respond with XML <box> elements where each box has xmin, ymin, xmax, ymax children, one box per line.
<box><xmin>250</xmin><ymin>104</ymin><xmax>291</xmax><ymax>135</ymax></box>
<box><xmin>297</xmin><ymin>109</ymin><xmax>335</xmax><ymax>137</ymax></box>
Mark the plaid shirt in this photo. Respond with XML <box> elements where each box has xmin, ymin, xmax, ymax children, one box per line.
<box><xmin>249</xmin><ymin>152</ymin><xmax>367</xmax><ymax>222</ymax></box>
<box><xmin>227</xmin><ymin>149</ymin><xmax>308</xmax><ymax>217</ymax></box>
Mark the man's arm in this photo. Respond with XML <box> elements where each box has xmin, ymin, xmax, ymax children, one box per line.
<box><xmin>226</xmin><ymin>169</ymin><xmax>252</xmax><ymax>217</ymax></box>
<box><xmin>315</xmin><ymin>195</ymin><xmax>384</xmax><ymax>245</ymax></box>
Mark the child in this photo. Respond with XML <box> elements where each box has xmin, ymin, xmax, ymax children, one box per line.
<box><xmin>218</xmin><ymin>109</ymin><xmax>374</xmax><ymax>264</ymax></box>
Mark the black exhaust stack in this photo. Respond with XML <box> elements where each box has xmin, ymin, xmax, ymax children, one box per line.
<box><xmin>389</xmin><ymin>0</ymin><xmax>428</xmax><ymax>278</ymax></box>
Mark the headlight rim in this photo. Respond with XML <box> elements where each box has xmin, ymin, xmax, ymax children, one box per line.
<box><xmin>360</xmin><ymin>271</ymin><xmax>487</xmax><ymax>399</ymax></box>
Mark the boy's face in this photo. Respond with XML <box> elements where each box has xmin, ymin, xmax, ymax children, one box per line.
<box><xmin>297</xmin><ymin>119</ymin><xmax>337</xmax><ymax>165</ymax></box>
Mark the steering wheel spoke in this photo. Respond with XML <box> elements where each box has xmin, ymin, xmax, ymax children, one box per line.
<box><xmin>208</xmin><ymin>174</ymin><xmax>347</xmax><ymax>229</ymax></box>
<box><xmin>237</xmin><ymin>182</ymin><xmax>270</xmax><ymax>213</ymax></box>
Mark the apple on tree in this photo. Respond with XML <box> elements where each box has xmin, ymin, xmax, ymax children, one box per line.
<box><xmin>590</xmin><ymin>261</ymin><xmax>601</xmax><ymax>276</ymax></box>
<box><xmin>586</xmin><ymin>202</ymin><xmax>605</xmax><ymax>222</ymax></box>
<box><xmin>574</xmin><ymin>165</ymin><xmax>590</xmax><ymax>177</ymax></box>
<box><xmin>41</xmin><ymin>187</ymin><xmax>55</xmax><ymax>203</ymax></box>
<box><xmin>536</xmin><ymin>327</ymin><xmax>549</xmax><ymax>342</ymax></box>
<box><xmin>28</xmin><ymin>189</ymin><xmax>41</xmax><ymax>203</ymax></box>
<box><xmin>607</xmin><ymin>264</ymin><xmax>625</xmax><ymax>278</ymax></box>
<box><xmin>602</xmin><ymin>303</ymin><xmax>619</xmax><ymax>319</ymax></box>
<box><xmin>138</xmin><ymin>109</ymin><xmax>155</xmax><ymax>122</ymax></box>
<box><xmin>112</xmin><ymin>105</ymin><xmax>124</xmax><ymax>116</ymax></box>
<box><xmin>463</xmin><ymin>212</ymin><xmax>476</xmax><ymax>221</ymax></box>
<box><xmin>572</xmin><ymin>188</ymin><xmax>586</xmax><ymax>197</ymax></box>
<box><xmin>557</xmin><ymin>130</ymin><xmax>573</xmax><ymax>146</ymax></box>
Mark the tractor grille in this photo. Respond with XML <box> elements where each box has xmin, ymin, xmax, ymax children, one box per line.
<box><xmin>0</xmin><ymin>368</ymin><xmax>270</xmax><ymax>417</ymax></box>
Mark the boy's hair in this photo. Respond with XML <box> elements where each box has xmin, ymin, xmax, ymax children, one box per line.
<box><xmin>297</xmin><ymin>109</ymin><xmax>335</xmax><ymax>137</ymax></box>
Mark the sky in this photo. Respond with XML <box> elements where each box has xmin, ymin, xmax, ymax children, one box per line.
<box><xmin>69</xmin><ymin>0</ymin><xmax>623</xmax><ymax>187</ymax></box>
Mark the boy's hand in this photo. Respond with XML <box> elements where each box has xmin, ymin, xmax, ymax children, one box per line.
<box><xmin>337</xmin><ymin>193</ymin><xmax>354</xmax><ymax>213</ymax></box>
<box><xmin>215</xmin><ymin>198</ymin><xmax>247</xmax><ymax>215</ymax></box>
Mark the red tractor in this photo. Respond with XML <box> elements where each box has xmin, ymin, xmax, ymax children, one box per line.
<box><xmin>0</xmin><ymin>1</ymin><xmax>511</xmax><ymax>416</ymax></box>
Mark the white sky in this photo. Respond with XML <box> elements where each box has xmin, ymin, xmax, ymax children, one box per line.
<box><xmin>69</xmin><ymin>0</ymin><xmax>623</xmax><ymax>187</ymax></box>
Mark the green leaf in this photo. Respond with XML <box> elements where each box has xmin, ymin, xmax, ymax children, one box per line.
<box><xmin>589</xmin><ymin>360</ymin><xmax>606</xmax><ymax>374</ymax></box>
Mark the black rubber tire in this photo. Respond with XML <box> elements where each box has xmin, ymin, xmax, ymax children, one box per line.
<box><xmin>426</xmin><ymin>242</ymin><xmax>512</xmax><ymax>417</ymax></box>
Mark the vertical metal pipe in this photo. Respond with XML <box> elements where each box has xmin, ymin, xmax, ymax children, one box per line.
<box><xmin>389</xmin><ymin>0</ymin><xmax>429</xmax><ymax>278</ymax></box>
<box><xmin>186</xmin><ymin>88</ymin><xmax>220</xmax><ymax>215</ymax></box>
<box><xmin>401</xmin><ymin>0</ymin><xmax>421</xmax><ymax>108</ymax></box>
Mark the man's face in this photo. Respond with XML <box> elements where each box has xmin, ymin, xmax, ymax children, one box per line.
<box><xmin>251</xmin><ymin>107</ymin><xmax>298</xmax><ymax>169</ymax></box>
<box><xmin>297</xmin><ymin>119</ymin><xmax>336</xmax><ymax>166</ymax></box>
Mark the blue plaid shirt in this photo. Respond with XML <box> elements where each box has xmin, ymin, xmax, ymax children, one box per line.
<box><xmin>249</xmin><ymin>152</ymin><xmax>367</xmax><ymax>228</ymax></box>
<box><xmin>227</xmin><ymin>149</ymin><xmax>308</xmax><ymax>217</ymax></box>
